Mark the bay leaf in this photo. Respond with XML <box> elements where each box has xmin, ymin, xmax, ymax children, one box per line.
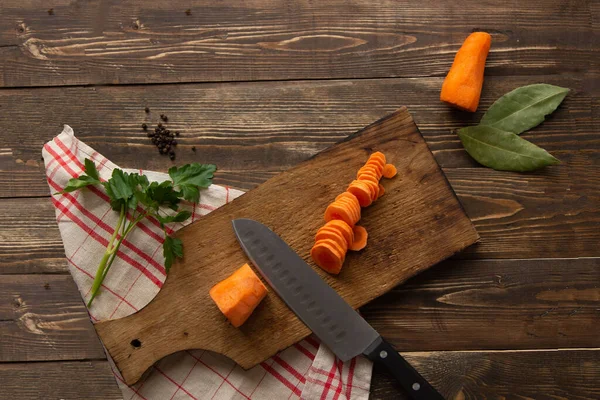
<box><xmin>480</xmin><ymin>84</ymin><xmax>569</xmax><ymax>134</ymax></box>
<box><xmin>458</xmin><ymin>126</ymin><xmax>560</xmax><ymax>172</ymax></box>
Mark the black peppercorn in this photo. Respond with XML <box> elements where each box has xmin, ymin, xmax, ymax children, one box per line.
<box><xmin>191</xmin><ymin>146</ymin><xmax>196</xmax><ymax>152</ymax></box>
<box><xmin>185</xmin><ymin>9</ymin><xmax>191</xmax><ymax>15</ymax></box>
<box><xmin>142</xmin><ymin>123</ymin><xmax>147</xmax><ymax>131</ymax></box>
<box><xmin>157</xmin><ymin>122</ymin><xmax>163</xmax><ymax>128</ymax></box>
<box><xmin>175</xmin><ymin>131</ymin><xmax>180</xmax><ymax>136</ymax></box>
<box><xmin>171</xmin><ymin>140</ymin><xmax>177</xmax><ymax>146</ymax></box>
<box><xmin>147</xmin><ymin>132</ymin><xmax>153</xmax><ymax>138</ymax></box>
<box><xmin>160</xmin><ymin>114</ymin><xmax>168</xmax><ymax>122</ymax></box>
<box><xmin>145</xmin><ymin>107</ymin><xmax>150</xmax><ymax>113</ymax></box>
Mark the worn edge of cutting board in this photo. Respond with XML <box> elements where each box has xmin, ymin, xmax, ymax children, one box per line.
<box><xmin>95</xmin><ymin>107</ymin><xmax>479</xmax><ymax>385</ymax></box>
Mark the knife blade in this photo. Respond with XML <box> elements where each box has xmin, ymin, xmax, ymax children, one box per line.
<box><xmin>232</xmin><ymin>218</ymin><xmax>444</xmax><ymax>400</ymax></box>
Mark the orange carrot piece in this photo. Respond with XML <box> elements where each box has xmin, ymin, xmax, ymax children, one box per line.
<box><xmin>324</xmin><ymin>201</ymin><xmax>354</xmax><ymax>226</ymax></box>
<box><xmin>349</xmin><ymin>226</ymin><xmax>368</xmax><ymax>251</ymax></box>
<box><xmin>335</xmin><ymin>199</ymin><xmax>355</xmax><ymax>224</ymax></box>
<box><xmin>357</xmin><ymin>169</ymin><xmax>380</xmax><ymax>182</ymax></box>
<box><xmin>323</xmin><ymin>220</ymin><xmax>354</xmax><ymax>247</ymax></box>
<box><xmin>335</xmin><ymin>192</ymin><xmax>360</xmax><ymax>210</ymax></box>
<box><xmin>377</xmin><ymin>184</ymin><xmax>385</xmax><ymax>199</ymax></box>
<box><xmin>382</xmin><ymin>164</ymin><xmax>397</xmax><ymax>178</ymax></box>
<box><xmin>440</xmin><ymin>32</ymin><xmax>492</xmax><ymax>112</ymax></box>
<box><xmin>347</xmin><ymin>180</ymin><xmax>372</xmax><ymax>207</ymax></box>
<box><xmin>366</xmin><ymin>157</ymin><xmax>385</xmax><ymax>172</ymax></box>
<box><xmin>359</xmin><ymin>178</ymin><xmax>379</xmax><ymax>201</ymax></box>
<box><xmin>316</xmin><ymin>227</ymin><xmax>348</xmax><ymax>252</ymax></box>
<box><xmin>311</xmin><ymin>240</ymin><xmax>345</xmax><ymax>274</ymax></box>
<box><xmin>336</xmin><ymin>196</ymin><xmax>361</xmax><ymax>224</ymax></box>
<box><xmin>370</xmin><ymin>151</ymin><xmax>387</xmax><ymax>166</ymax></box>
<box><xmin>209</xmin><ymin>263</ymin><xmax>268</xmax><ymax>328</ymax></box>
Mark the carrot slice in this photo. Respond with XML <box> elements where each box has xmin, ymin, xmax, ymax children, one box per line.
<box><xmin>347</xmin><ymin>180</ymin><xmax>372</xmax><ymax>207</ymax></box>
<box><xmin>338</xmin><ymin>194</ymin><xmax>361</xmax><ymax>224</ymax></box>
<box><xmin>315</xmin><ymin>237</ymin><xmax>346</xmax><ymax>260</ymax></box>
<box><xmin>315</xmin><ymin>228</ymin><xmax>347</xmax><ymax>252</ymax></box>
<box><xmin>323</xmin><ymin>220</ymin><xmax>354</xmax><ymax>246</ymax></box>
<box><xmin>324</xmin><ymin>201</ymin><xmax>354</xmax><ymax>226</ymax></box>
<box><xmin>359</xmin><ymin>178</ymin><xmax>379</xmax><ymax>201</ymax></box>
<box><xmin>311</xmin><ymin>240</ymin><xmax>345</xmax><ymax>274</ymax></box>
<box><xmin>383</xmin><ymin>164</ymin><xmax>397</xmax><ymax>178</ymax></box>
<box><xmin>336</xmin><ymin>197</ymin><xmax>360</xmax><ymax>225</ymax></box>
<box><xmin>365</xmin><ymin>159</ymin><xmax>384</xmax><ymax>174</ymax></box>
<box><xmin>357</xmin><ymin>169</ymin><xmax>380</xmax><ymax>182</ymax></box>
<box><xmin>370</xmin><ymin>151</ymin><xmax>387</xmax><ymax>165</ymax></box>
<box><xmin>335</xmin><ymin>192</ymin><xmax>360</xmax><ymax>210</ymax></box>
<box><xmin>209</xmin><ymin>263</ymin><xmax>268</xmax><ymax>328</ymax></box>
<box><xmin>377</xmin><ymin>184</ymin><xmax>385</xmax><ymax>199</ymax></box>
<box><xmin>349</xmin><ymin>226</ymin><xmax>368</xmax><ymax>251</ymax></box>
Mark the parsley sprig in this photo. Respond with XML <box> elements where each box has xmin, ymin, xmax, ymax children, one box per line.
<box><xmin>57</xmin><ymin>159</ymin><xmax>216</xmax><ymax>306</ymax></box>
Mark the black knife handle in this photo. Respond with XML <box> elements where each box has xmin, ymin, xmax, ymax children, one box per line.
<box><xmin>365</xmin><ymin>337</ymin><xmax>444</xmax><ymax>400</ymax></box>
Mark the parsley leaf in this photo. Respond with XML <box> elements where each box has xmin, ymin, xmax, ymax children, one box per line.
<box><xmin>156</xmin><ymin>211</ymin><xmax>192</xmax><ymax>227</ymax></box>
<box><xmin>163</xmin><ymin>235</ymin><xmax>183</xmax><ymax>273</ymax></box>
<box><xmin>55</xmin><ymin>158</ymin><xmax>101</xmax><ymax>194</ymax></box>
<box><xmin>169</xmin><ymin>163</ymin><xmax>216</xmax><ymax>203</ymax></box>
<box><xmin>84</xmin><ymin>158</ymin><xmax>101</xmax><ymax>181</ymax></box>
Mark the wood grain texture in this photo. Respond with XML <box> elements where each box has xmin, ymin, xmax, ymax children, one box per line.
<box><xmin>370</xmin><ymin>349</ymin><xmax>600</xmax><ymax>399</ymax></box>
<box><xmin>0</xmin><ymin>197</ymin><xmax>67</xmax><ymax>274</ymax></box>
<box><xmin>0</xmin><ymin>74</ymin><xmax>595</xmax><ymax>198</ymax></box>
<box><xmin>0</xmin><ymin>361</ymin><xmax>122</xmax><ymax>400</ymax></box>
<box><xmin>95</xmin><ymin>108</ymin><xmax>478</xmax><ymax>385</ymax></box>
<box><xmin>0</xmin><ymin>0</ymin><xmax>595</xmax><ymax>87</ymax></box>
<box><xmin>362</xmin><ymin>258</ymin><xmax>600</xmax><ymax>351</ymax></box>
<box><xmin>0</xmin><ymin>275</ymin><xmax>106</xmax><ymax>362</ymax></box>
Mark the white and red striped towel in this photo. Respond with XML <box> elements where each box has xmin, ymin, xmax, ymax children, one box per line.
<box><xmin>43</xmin><ymin>125</ymin><xmax>373</xmax><ymax>400</ymax></box>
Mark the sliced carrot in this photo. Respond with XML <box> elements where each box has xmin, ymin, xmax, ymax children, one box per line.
<box><xmin>209</xmin><ymin>263</ymin><xmax>268</xmax><ymax>328</ymax></box>
<box><xmin>336</xmin><ymin>197</ymin><xmax>360</xmax><ymax>225</ymax></box>
<box><xmin>324</xmin><ymin>201</ymin><xmax>354</xmax><ymax>226</ymax></box>
<box><xmin>311</xmin><ymin>240</ymin><xmax>345</xmax><ymax>274</ymax></box>
<box><xmin>315</xmin><ymin>237</ymin><xmax>346</xmax><ymax>260</ymax></box>
<box><xmin>335</xmin><ymin>192</ymin><xmax>360</xmax><ymax>210</ymax></box>
<box><xmin>323</xmin><ymin>220</ymin><xmax>354</xmax><ymax>247</ymax></box>
<box><xmin>349</xmin><ymin>226</ymin><xmax>368</xmax><ymax>251</ymax></box>
<box><xmin>382</xmin><ymin>164</ymin><xmax>397</xmax><ymax>178</ymax></box>
<box><xmin>370</xmin><ymin>151</ymin><xmax>387</xmax><ymax>166</ymax></box>
<box><xmin>357</xmin><ymin>169</ymin><xmax>380</xmax><ymax>182</ymax></box>
<box><xmin>336</xmin><ymin>193</ymin><xmax>361</xmax><ymax>223</ymax></box>
<box><xmin>316</xmin><ymin>226</ymin><xmax>348</xmax><ymax>252</ymax></box>
<box><xmin>377</xmin><ymin>184</ymin><xmax>385</xmax><ymax>199</ymax></box>
<box><xmin>359</xmin><ymin>178</ymin><xmax>379</xmax><ymax>201</ymax></box>
<box><xmin>366</xmin><ymin>158</ymin><xmax>384</xmax><ymax>174</ymax></box>
<box><xmin>347</xmin><ymin>180</ymin><xmax>372</xmax><ymax>207</ymax></box>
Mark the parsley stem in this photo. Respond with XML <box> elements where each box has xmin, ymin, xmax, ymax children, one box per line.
<box><xmin>87</xmin><ymin>210</ymin><xmax>148</xmax><ymax>307</ymax></box>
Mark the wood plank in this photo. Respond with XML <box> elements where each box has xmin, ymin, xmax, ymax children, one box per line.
<box><xmin>362</xmin><ymin>258</ymin><xmax>600</xmax><ymax>351</ymax></box>
<box><xmin>0</xmin><ymin>197</ymin><xmax>67</xmax><ymax>274</ymax></box>
<box><xmin>95</xmin><ymin>108</ymin><xmax>478</xmax><ymax>385</ymax></box>
<box><xmin>0</xmin><ymin>74</ymin><xmax>595</xmax><ymax>197</ymax></box>
<box><xmin>0</xmin><ymin>361</ymin><xmax>121</xmax><ymax>400</ymax></box>
<box><xmin>0</xmin><ymin>0</ymin><xmax>595</xmax><ymax>87</ymax></box>
<box><xmin>370</xmin><ymin>349</ymin><xmax>600</xmax><ymax>399</ymax></box>
<box><xmin>0</xmin><ymin>275</ymin><xmax>106</xmax><ymax>362</ymax></box>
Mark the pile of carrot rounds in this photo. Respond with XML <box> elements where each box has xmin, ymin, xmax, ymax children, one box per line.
<box><xmin>311</xmin><ymin>152</ymin><xmax>397</xmax><ymax>274</ymax></box>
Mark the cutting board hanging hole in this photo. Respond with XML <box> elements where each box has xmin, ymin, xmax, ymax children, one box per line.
<box><xmin>131</xmin><ymin>339</ymin><xmax>142</xmax><ymax>348</ymax></box>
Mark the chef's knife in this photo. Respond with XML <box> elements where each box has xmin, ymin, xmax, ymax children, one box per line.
<box><xmin>232</xmin><ymin>218</ymin><xmax>444</xmax><ymax>400</ymax></box>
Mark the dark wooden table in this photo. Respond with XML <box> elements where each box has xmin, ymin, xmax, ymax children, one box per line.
<box><xmin>0</xmin><ymin>1</ymin><xmax>598</xmax><ymax>399</ymax></box>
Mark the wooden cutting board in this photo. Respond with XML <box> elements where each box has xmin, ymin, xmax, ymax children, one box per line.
<box><xmin>95</xmin><ymin>107</ymin><xmax>479</xmax><ymax>385</ymax></box>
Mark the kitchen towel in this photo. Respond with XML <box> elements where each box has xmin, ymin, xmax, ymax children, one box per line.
<box><xmin>43</xmin><ymin>125</ymin><xmax>373</xmax><ymax>400</ymax></box>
